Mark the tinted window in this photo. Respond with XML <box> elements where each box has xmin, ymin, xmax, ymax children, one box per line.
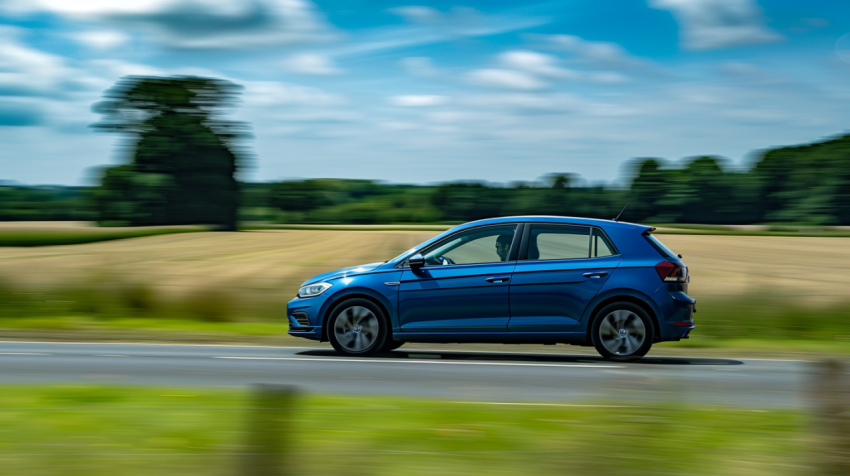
<box><xmin>422</xmin><ymin>225</ymin><xmax>517</xmax><ymax>266</ymax></box>
<box><xmin>646</xmin><ymin>234</ymin><xmax>677</xmax><ymax>259</ymax></box>
<box><xmin>592</xmin><ymin>229</ymin><xmax>616</xmax><ymax>257</ymax></box>
<box><xmin>527</xmin><ymin>225</ymin><xmax>590</xmax><ymax>260</ymax></box>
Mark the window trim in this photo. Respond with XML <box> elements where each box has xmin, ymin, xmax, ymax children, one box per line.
<box><xmin>396</xmin><ymin>223</ymin><xmax>521</xmax><ymax>269</ymax></box>
<box><xmin>591</xmin><ymin>227</ymin><xmax>619</xmax><ymax>257</ymax></box>
<box><xmin>518</xmin><ymin>223</ymin><xmax>620</xmax><ymax>262</ymax></box>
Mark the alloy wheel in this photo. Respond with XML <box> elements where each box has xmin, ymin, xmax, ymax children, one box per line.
<box><xmin>599</xmin><ymin>309</ymin><xmax>646</xmax><ymax>356</ymax></box>
<box><xmin>333</xmin><ymin>306</ymin><xmax>380</xmax><ymax>352</ymax></box>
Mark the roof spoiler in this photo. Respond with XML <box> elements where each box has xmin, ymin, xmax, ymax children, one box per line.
<box><xmin>638</xmin><ymin>225</ymin><xmax>656</xmax><ymax>235</ymax></box>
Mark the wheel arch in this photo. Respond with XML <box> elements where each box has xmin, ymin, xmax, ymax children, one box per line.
<box><xmin>320</xmin><ymin>289</ymin><xmax>393</xmax><ymax>342</ymax></box>
<box><xmin>583</xmin><ymin>293</ymin><xmax>661</xmax><ymax>343</ymax></box>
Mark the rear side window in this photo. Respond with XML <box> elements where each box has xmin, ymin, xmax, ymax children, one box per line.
<box><xmin>645</xmin><ymin>233</ymin><xmax>677</xmax><ymax>259</ymax></box>
<box><xmin>592</xmin><ymin>229</ymin><xmax>616</xmax><ymax>257</ymax></box>
<box><xmin>527</xmin><ymin>225</ymin><xmax>590</xmax><ymax>260</ymax></box>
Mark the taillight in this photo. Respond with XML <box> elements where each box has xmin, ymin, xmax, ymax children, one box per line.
<box><xmin>655</xmin><ymin>261</ymin><xmax>687</xmax><ymax>282</ymax></box>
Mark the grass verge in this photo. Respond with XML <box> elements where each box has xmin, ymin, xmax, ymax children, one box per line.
<box><xmin>1</xmin><ymin>275</ymin><xmax>850</xmax><ymax>354</ymax></box>
<box><xmin>0</xmin><ymin>226</ymin><xmax>207</xmax><ymax>247</ymax></box>
<box><xmin>0</xmin><ymin>385</ymin><xmax>809</xmax><ymax>476</ymax></box>
<box><xmin>242</xmin><ymin>223</ymin><xmax>453</xmax><ymax>232</ymax></box>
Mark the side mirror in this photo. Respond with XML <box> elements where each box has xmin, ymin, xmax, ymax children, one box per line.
<box><xmin>408</xmin><ymin>253</ymin><xmax>425</xmax><ymax>269</ymax></box>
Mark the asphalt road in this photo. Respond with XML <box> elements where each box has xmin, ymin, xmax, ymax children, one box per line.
<box><xmin>0</xmin><ymin>341</ymin><xmax>816</xmax><ymax>408</ymax></box>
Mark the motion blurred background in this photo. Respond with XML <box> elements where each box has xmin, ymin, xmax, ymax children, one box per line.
<box><xmin>2</xmin><ymin>0</ymin><xmax>850</xmax><ymax>474</ymax></box>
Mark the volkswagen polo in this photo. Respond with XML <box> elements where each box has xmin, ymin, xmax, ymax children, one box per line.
<box><xmin>287</xmin><ymin>216</ymin><xmax>695</xmax><ymax>361</ymax></box>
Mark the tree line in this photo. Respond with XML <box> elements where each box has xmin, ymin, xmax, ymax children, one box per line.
<box><xmin>3</xmin><ymin>75</ymin><xmax>848</xmax><ymax>226</ymax></box>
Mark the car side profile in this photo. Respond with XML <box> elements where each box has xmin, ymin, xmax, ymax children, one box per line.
<box><xmin>287</xmin><ymin>216</ymin><xmax>695</xmax><ymax>361</ymax></box>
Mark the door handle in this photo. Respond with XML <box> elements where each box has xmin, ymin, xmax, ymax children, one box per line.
<box><xmin>485</xmin><ymin>276</ymin><xmax>510</xmax><ymax>283</ymax></box>
<box><xmin>583</xmin><ymin>271</ymin><xmax>608</xmax><ymax>278</ymax></box>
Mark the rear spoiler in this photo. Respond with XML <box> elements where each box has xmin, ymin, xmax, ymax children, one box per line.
<box><xmin>638</xmin><ymin>225</ymin><xmax>656</xmax><ymax>236</ymax></box>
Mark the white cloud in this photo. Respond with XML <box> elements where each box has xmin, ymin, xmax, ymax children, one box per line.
<box><xmin>242</xmin><ymin>81</ymin><xmax>346</xmax><ymax>108</ymax></box>
<box><xmin>74</xmin><ymin>31</ymin><xmax>129</xmax><ymax>49</ymax></box>
<box><xmin>2</xmin><ymin>0</ymin><xmax>338</xmax><ymax>49</ymax></box>
<box><xmin>498</xmin><ymin>51</ymin><xmax>580</xmax><ymax>80</ymax></box>
<box><xmin>532</xmin><ymin>34</ymin><xmax>656</xmax><ymax>71</ymax></box>
<box><xmin>389</xmin><ymin>95</ymin><xmax>448</xmax><ymax>107</ymax></box>
<box><xmin>400</xmin><ymin>57</ymin><xmax>439</xmax><ymax>77</ymax></box>
<box><xmin>280</xmin><ymin>53</ymin><xmax>343</xmax><ymax>76</ymax></box>
<box><xmin>388</xmin><ymin>6</ymin><xmax>442</xmax><ymax>23</ymax></box>
<box><xmin>464</xmin><ymin>50</ymin><xmax>631</xmax><ymax>91</ymax></box>
<box><xmin>0</xmin><ymin>26</ymin><xmax>93</xmax><ymax>98</ymax></box>
<box><xmin>650</xmin><ymin>0</ymin><xmax>782</xmax><ymax>50</ymax></box>
<box><xmin>465</xmin><ymin>69</ymin><xmax>546</xmax><ymax>90</ymax></box>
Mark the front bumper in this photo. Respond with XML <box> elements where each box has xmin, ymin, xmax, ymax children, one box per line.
<box><xmin>286</xmin><ymin>295</ymin><xmax>326</xmax><ymax>341</ymax></box>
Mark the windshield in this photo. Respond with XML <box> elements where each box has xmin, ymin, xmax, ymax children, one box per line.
<box><xmin>645</xmin><ymin>234</ymin><xmax>677</xmax><ymax>259</ymax></box>
<box><xmin>389</xmin><ymin>247</ymin><xmax>418</xmax><ymax>263</ymax></box>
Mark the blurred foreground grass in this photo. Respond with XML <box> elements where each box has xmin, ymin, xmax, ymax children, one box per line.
<box><xmin>0</xmin><ymin>385</ymin><xmax>807</xmax><ymax>476</ymax></box>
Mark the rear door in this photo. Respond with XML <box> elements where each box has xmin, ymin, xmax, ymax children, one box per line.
<box><xmin>508</xmin><ymin>225</ymin><xmax>620</xmax><ymax>332</ymax></box>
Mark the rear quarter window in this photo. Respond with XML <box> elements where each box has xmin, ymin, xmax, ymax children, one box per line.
<box><xmin>645</xmin><ymin>233</ymin><xmax>677</xmax><ymax>259</ymax></box>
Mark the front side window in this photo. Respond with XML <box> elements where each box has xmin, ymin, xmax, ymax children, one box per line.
<box><xmin>527</xmin><ymin>225</ymin><xmax>591</xmax><ymax>260</ymax></box>
<box><xmin>421</xmin><ymin>225</ymin><xmax>517</xmax><ymax>266</ymax></box>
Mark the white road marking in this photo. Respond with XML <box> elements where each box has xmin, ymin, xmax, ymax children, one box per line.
<box><xmin>214</xmin><ymin>356</ymin><xmax>624</xmax><ymax>369</ymax></box>
<box><xmin>96</xmin><ymin>354</ymin><xmax>128</xmax><ymax>357</ymax></box>
<box><xmin>0</xmin><ymin>352</ymin><xmax>50</xmax><ymax>355</ymax></box>
<box><xmin>0</xmin><ymin>341</ymin><xmax>313</xmax><ymax>349</ymax></box>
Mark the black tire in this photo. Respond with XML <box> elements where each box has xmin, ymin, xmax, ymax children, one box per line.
<box><xmin>379</xmin><ymin>340</ymin><xmax>404</xmax><ymax>353</ymax></box>
<box><xmin>327</xmin><ymin>298</ymin><xmax>388</xmax><ymax>356</ymax></box>
<box><xmin>591</xmin><ymin>302</ymin><xmax>654</xmax><ymax>362</ymax></box>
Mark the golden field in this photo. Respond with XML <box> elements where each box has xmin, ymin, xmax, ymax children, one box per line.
<box><xmin>1</xmin><ymin>227</ymin><xmax>849</xmax><ymax>303</ymax></box>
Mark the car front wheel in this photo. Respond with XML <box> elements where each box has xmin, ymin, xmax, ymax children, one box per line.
<box><xmin>328</xmin><ymin>298</ymin><xmax>387</xmax><ymax>356</ymax></box>
<box><xmin>591</xmin><ymin>302</ymin><xmax>654</xmax><ymax>362</ymax></box>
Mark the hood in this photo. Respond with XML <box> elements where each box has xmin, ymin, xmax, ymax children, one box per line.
<box><xmin>300</xmin><ymin>262</ymin><xmax>385</xmax><ymax>287</ymax></box>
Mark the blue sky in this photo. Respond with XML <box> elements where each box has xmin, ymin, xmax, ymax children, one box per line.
<box><xmin>1</xmin><ymin>0</ymin><xmax>849</xmax><ymax>186</ymax></box>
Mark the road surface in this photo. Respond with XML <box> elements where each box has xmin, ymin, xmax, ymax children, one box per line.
<box><xmin>0</xmin><ymin>341</ymin><xmax>815</xmax><ymax>408</ymax></box>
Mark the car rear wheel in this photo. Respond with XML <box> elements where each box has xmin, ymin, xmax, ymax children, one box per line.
<box><xmin>328</xmin><ymin>298</ymin><xmax>387</xmax><ymax>356</ymax></box>
<box><xmin>591</xmin><ymin>302</ymin><xmax>654</xmax><ymax>362</ymax></box>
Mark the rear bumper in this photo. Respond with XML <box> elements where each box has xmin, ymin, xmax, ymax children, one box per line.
<box><xmin>652</xmin><ymin>286</ymin><xmax>696</xmax><ymax>341</ymax></box>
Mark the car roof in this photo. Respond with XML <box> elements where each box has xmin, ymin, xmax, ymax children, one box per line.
<box><xmin>453</xmin><ymin>215</ymin><xmax>645</xmax><ymax>231</ymax></box>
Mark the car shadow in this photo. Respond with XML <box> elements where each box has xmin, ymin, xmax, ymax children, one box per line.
<box><xmin>296</xmin><ymin>349</ymin><xmax>744</xmax><ymax>366</ymax></box>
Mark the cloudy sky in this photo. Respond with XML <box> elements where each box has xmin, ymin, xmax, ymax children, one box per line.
<box><xmin>2</xmin><ymin>0</ymin><xmax>850</xmax><ymax>186</ymax></box>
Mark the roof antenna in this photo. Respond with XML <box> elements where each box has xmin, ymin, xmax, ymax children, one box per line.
<box><xmin>613</xmin><ymin>203</ymin><xmax>629</xmax><ymax>222</ymax></box>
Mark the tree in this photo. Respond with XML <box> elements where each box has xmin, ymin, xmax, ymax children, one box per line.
<box><xmin>92</xmin><ymin>76</ymin><xmax>249</xmax><ymax>230</ymax></box>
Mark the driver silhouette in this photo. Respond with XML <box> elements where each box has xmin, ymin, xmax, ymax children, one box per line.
<box><xmin>495</xmin><ymin>234</ymin><xmax>513</xmax><ymax>261</ymax></box>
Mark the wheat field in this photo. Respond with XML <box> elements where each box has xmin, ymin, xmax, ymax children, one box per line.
<box><xmin>1</xmin><ymin>228</ymin><xmax>848</xmax><ymax>302</ymax></box>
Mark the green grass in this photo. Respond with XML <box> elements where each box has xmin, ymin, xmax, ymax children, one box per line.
<box><xmin>242</xmin><ymin>223</ymin><xmax>453</xmax><ymax>232</ymax></box>
<box><xmin>0</xmin><ymin>385</ymin><xmax>811</xmax><ymax>476</ymax></box>
<box><xmin>0</xmin><ymin>226</ymin><xmax>207</xmax><ymax>247</ymax></box>
<box><xmin>2</xmin><ymin>275</ymin><xmax>850</xmax><ymax>354</ymax></box>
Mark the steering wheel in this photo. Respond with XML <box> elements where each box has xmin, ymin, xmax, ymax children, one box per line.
<box><xmin>426</xmin><ymin>255</ymin><xmax>455</xmax><ymax>266</ymax></box>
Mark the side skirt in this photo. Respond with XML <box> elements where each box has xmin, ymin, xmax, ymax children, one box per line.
<box><xmin>396</xmin><ymin>331</ymin><xmax>587</xmax><ymax>345</ymax></box>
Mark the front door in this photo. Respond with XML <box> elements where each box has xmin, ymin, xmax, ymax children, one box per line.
<box><xmin>399</xmin><ymin>224</ymin><xmax>519</xmax><ymax>332</ymax></box>
<box><xmin>509</xmin><ymin>225</ymin><xmax>620</xmax><ymax>332</ymax></box>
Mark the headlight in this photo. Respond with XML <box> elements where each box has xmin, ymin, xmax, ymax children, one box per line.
<box><xmin>298</xmin><ymin>282</ymin><xmax>332</xmax><ymax>298</ymax></box>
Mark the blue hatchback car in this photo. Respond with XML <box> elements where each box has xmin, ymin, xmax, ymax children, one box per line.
<box><xmin>287</xmin><ymin>216</ymin><xmax>695</xmax><ymax>361</ymax></box>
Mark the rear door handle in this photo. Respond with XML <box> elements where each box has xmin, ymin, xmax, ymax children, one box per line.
<box><xmin>583</xmin><ymin>272</ymin><xmax>608</xmax><ymax>278</ymax></box>
<box><xmin>485</xmin><ymin>276</ymin><xmax>510</xmax><ymax>283</ymax></box>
